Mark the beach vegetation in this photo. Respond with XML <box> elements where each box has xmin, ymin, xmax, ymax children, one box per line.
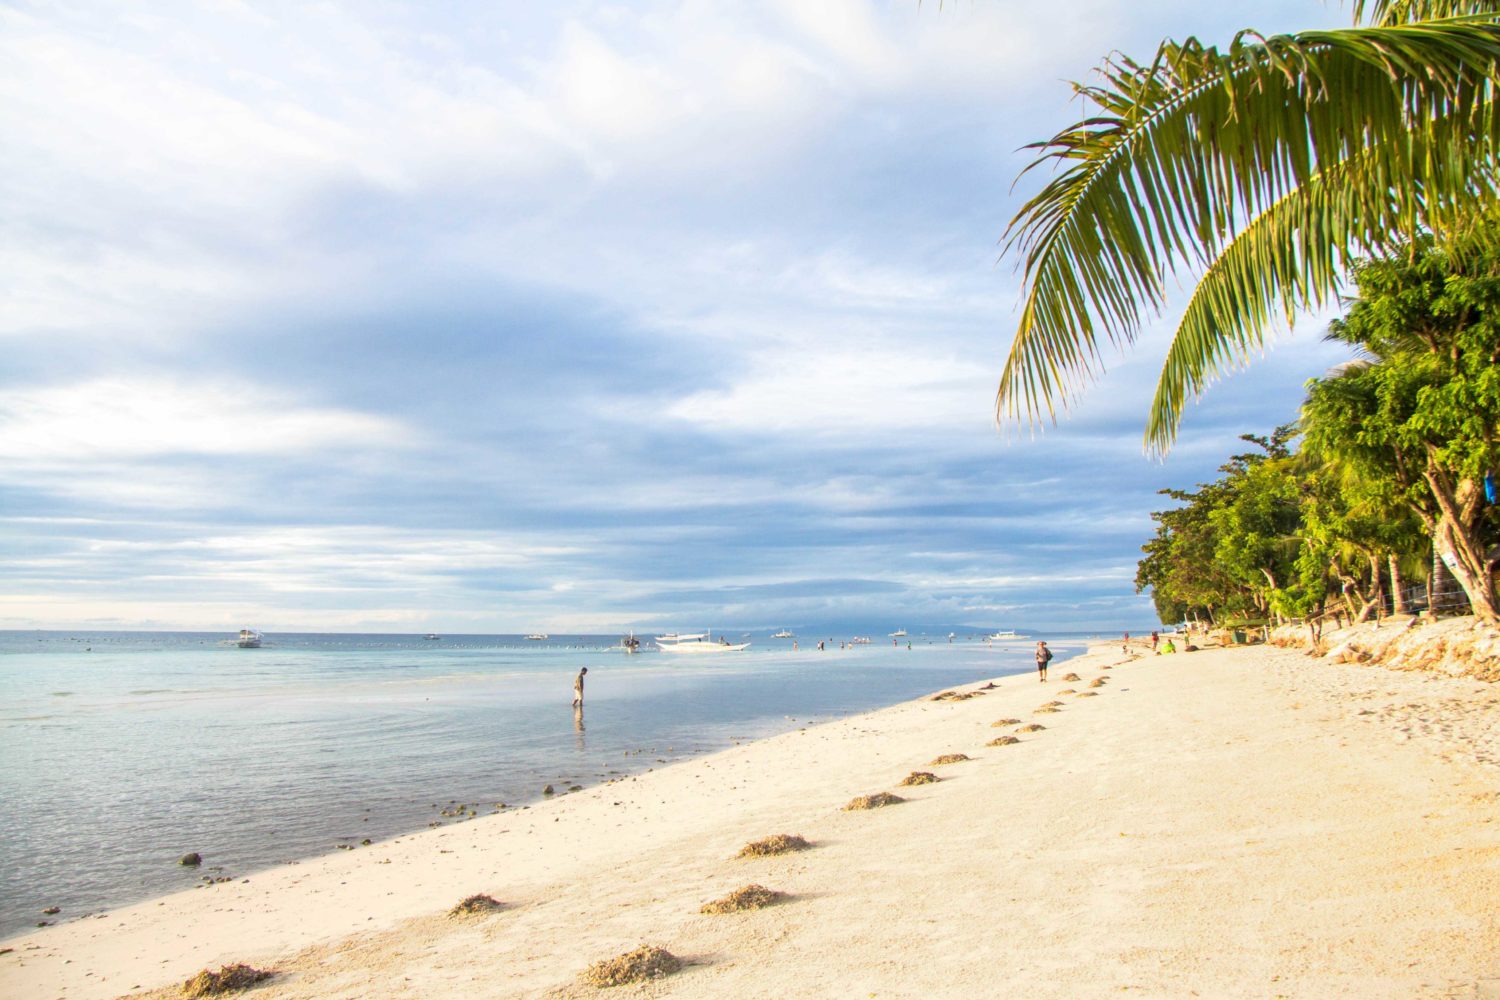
<box><xmin>580</xmin><ymin>945</ymin><xmax>682</xmax><ymax>987</ymax></box>
<box><xmin>181</xmin><ymin>964</ymin><xmax>272</xmax><ymax>997</ymax></box>
<box><xmin>1139</xmin><ymin>223</ymin><xmax>1500</xmax><ymax>624</ymax></box>
<box><xmin>998</xmin><ymin>0</ymin><xmax>1500</xmax><ymax>454</ymax></box>
<box><xmin>736</xmin><ymin>833</ymin><xmax>811</xmax><ymax>858</ymax></box>
<box><xmin>699</xmin><ymin>884</ymin><xmax>786</xmax><ymax>913</ymax></box>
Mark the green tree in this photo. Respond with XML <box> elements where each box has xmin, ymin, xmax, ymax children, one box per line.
<box><xmin>1136</xmin><ymin>428</ymin><xmax>1310</xmax><ymax>624</ymax></box>
<box><xmin>999</xmin><ymin>1</ymin><xmax>1500</xmax><ymax>453</ymax></box>
<box><xmin>1301</xmin><ymin>229</ymin><xmax>1500</xmax><ymax>619</ymax></box>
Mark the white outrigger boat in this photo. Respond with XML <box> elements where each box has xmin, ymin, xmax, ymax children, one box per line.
<box><xmin>655</xmin><ymin>632</ymin><xmax>751</xmax><ymax>653</ymax></box>
<box><xmin>987</xmin><ymin>630</ymin><xmax>1020</xmax><ymax>640</ymax></box>
<box><xmin>772</xmin><ymin>629</ymin><xmax>795</xmax><ymax>638</ymax></box>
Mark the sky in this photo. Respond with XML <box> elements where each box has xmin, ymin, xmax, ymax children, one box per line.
<box><xmin>0</xmin><ymin>0</ymin><xmax>1359</xmax><ymax>635</ymax></box>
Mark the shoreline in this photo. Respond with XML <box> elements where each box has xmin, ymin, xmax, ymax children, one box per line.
<box><xmin>4</xmin><ymin>641</ymin><xmax>1497</xmax><ymax>998</ymax></box>
<box><xmin>0</xmin><ymin>637</ymin><xmax>1056</xmax><ymax>939</ymax></box>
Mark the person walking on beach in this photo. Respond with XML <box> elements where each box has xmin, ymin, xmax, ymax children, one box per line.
<box><xmin>572</xmin><ymin>667</ymin><xmax>587</xmax><ymax>708</ymax></box>
<box><xmin>1122</xmin><ymin>631</ymin><xmax>1130</xmax><ymax>653</ymax></box>
<box><xmin>1035</xmin><ymin>641</ymin><xmax>1053</xmax><ymax>682</ymax></box>
<box><xmin>1151</xmin><ymin>630</ymin><xmax>1160</xmax><ymax>651</ymax></box>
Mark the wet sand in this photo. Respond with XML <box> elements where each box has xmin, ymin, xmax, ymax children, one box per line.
<box><xmin>4</xmin><ymin>641</ymin><xmax>1497</xmax><ymax>999</ymax></box>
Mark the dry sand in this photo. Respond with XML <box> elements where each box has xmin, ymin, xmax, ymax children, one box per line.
<box><xmin>3</xmin><ymin>641</ymin><xmax>1497</xmax><ymax>999</ymax></box>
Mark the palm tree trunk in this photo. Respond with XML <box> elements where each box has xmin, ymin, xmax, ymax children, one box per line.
<box><xmin>1389</xmin><ymin>555</ymin><xmax>1406</xmax><ymax>615</ymax></box>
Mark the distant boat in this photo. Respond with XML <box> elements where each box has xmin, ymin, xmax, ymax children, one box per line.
<box><xmin>888</xmin><ymin>628</ymin><xmax>907</xmax><ymax>638</ymax></box>
<box><xmin>525</xmin><ymin>633</ymin><xmax>548</xmax><ymax>641</ymax></box>
<box><xmin>656</xmin><ymin>632</ymin><xmax>750</xmax><ymax>653</ymax></box>
<box><xmin>987</xmin><ymin>630</ymin><xmax>1020</xmax><ymax>640</ymax></box>
<box><xmin>850</xmin><ymin>636</ymin><xmax>872</xmax><ymax>644</ymax></box>
<box><xmin>423</xmin><ymin>634</ymin><xmax>441</xmax><ymax>640</ymax></box>
<box><xmin>235</xmin><ymin>629</ymin><xmax>262</xmax><ymax>649</ymax></box>
<box><xmin>621</xmin><ymin>632</ymin><xmax>641</xmax><ymax>654</ymax></box>
<box><xmin>772</xmin><ymin>629</ymin><xmax>795</xmax><ymax>639</ymax></box>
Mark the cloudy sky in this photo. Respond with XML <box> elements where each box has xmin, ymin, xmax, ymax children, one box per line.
<box><xmin>1</xmin><ymin>0</ymin><xmax>1356</xmax><ymax>634</ymax></box>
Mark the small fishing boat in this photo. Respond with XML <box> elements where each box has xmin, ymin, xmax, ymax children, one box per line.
<box><xmin>525</xmin><ymin>633</ymin><xmax>548</xmax><ymax>641</ymax></box>
<box><xmin>888</xmin><ymin>628</ymin><xmax>907</xmax><ymax>638</ymax></box>
<box><xmin>423</xmin><ymin>634</ymin><xmax>441</xmax><ymax>640</ymax></box>
<box><xmin>772</xmin><ymin>629</ymin><xmax>795</xmax><ymax>638</ymax></box>
<box><xmin>621</xmin><ymin>632</ymin><xmax>641</xmax><ymax>654</ymax></box>
<box><xmin>656</xmin><ymin>632</ymin><xmax>750</xmax><ymax>653</ymax></box>
<box><xmin>235</xmin><ymin>629</ymin><xmax>262</xmax><ymax>648</ymax></box>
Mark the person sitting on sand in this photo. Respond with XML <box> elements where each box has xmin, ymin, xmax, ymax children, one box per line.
<box><xmin>1159</xmin><ymin>639</ymin><xmax>1176</xmax><ymax>655</ymax></box>
<box><xmin>1035</xmin><ymin>640</ymin><xmax>1052</xmax><ymax>682</ymax></box>
<box><xmin>572</xmin><ymin>667</ymin><xmax>587</xmax><ymax>707</ymax></box>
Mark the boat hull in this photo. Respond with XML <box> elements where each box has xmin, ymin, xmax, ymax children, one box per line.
<box><xmin>656</xmin><ymin>641</ymin><xmax>751</xmax><ymax>653</ymax></box>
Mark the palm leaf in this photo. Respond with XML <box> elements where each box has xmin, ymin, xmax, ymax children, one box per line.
<box><xmin>1143</xmin><ymin>126</ymin><xmax>1500</xmax><ymax>454</ymax></box>
<box><xmin>999</xmin><ymin>15</ymin><xmax>1500</xmax><ymax>440</ymax></box>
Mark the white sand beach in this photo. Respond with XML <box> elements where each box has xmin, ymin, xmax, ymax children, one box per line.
<box><xmin>4</xmin><ymin>640</ymin><xmax>1497</xmax><ymax>999</ymax></box>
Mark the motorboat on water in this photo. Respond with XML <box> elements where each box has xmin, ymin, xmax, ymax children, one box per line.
<box><xmin>525</xmin><ymin>633</ymin><xmax>548</xmax><ymax>641</ymax></box>
<box><xmin>772</xmin><ymin>629</ymin><xmax>795</xmax><ymax>638</ymax></box>
<box><xmin>423</xmin><ymin>634</ymin><xmax>441</xmax><ymax>640</ymax></box>
<box><xmin>235</xmin><ymin>629</ymin><xmax>262</xmax><ymax>648</ymax></box>
<box><xmin>656</xmin><ymin>632</ymin><xmax>750</xmax><ymax>653</ymax></box>
<box><xmin>621</xmin><ymin>632</ymin><xmax>641</xmax><ymax>654</ymax></box>
<box><xmin>888</xmin><ymin>628</ymin><xmax>907</xmax><ymax>638</ymax></box>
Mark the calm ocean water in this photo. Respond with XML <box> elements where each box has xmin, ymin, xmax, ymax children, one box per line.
<box><xmin>0</xmin><ymin>629</ymin><xmax>1084</xmax><ymax>938</ymax></box>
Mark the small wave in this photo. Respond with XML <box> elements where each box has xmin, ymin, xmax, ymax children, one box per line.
<box><xmin>127</xmin><ymin>689</ymin><xmax>173</xmax><ymax>696</ymax></box>
<box><xmin>50</xmin><ymin>691</ymin><xmax>74</xmax><ymax>697</ymax></box>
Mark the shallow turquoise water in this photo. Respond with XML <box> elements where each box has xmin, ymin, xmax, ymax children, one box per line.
<box><xmin>0</xmin><ymin>630</ymin><xmax>1081</xmax><ymax>938</ymax></box>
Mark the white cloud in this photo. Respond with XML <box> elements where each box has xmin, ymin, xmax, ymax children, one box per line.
<box><xmin>0</xmin><ymin>377</ymin><xmax>413</xmax><ymax>461</ymax></box>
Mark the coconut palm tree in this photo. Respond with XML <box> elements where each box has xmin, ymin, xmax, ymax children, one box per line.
<box><xmin>999</xmin><ymin>0</ymin><xmax>1500</xmax><ymax>454</ymax></box>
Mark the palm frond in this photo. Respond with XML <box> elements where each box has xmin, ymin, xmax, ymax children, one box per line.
<box><xmin>998</xmin><ymin>15</ymin><xmax>1500</xmax><ymax>436</ymax></box>
<box><xmin>1142</xmin><ymin>131</ymin><xmax>1500</xmax><ymax>454</ymax></box>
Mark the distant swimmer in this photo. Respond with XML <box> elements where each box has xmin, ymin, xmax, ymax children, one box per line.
<box><xmin>1035</xmin><ymin>641</ymin><xmax>1053</xmax><ymax>682</ymax></box>
<box><xmin>572</xmin><ymin>666</ymin><xmax>587</xmax><ymax>707</ymax></box>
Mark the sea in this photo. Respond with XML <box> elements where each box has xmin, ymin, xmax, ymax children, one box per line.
<box><xmin>0</xmin><ymin>629</ymin><xmax>1087</xmax><ymax>939</ymax></box>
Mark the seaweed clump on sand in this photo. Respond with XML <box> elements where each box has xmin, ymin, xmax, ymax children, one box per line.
<box><xmin>182</xmin><ymin>964</ymin><xmax>273</xmax><ymax>997</ymax></box>
<box><xmin>1076</xmin><ymin>690</ymin><xmax>1099</xmax><ymax>698</ymax></box>
<box><xmin>448</xmin><ymin>893</ymin><xmax>503</xmax><ymax>917</ymax></box>
<box><xmin>1033</xmin><ymin>706</ymin><xmax>1060</xmax><ymax>714</ymax></box>
<box><xmin>700</xmin><ymin>884</ymin><xmax>785</xmax><ymax>914</ymax></box>
<box><xmin>1015</xmin><ymin>723</ymin><xmax>1046</xmax><ymax>733</ymax></box>
<box><xmin>843</xmin><ymin>792</ymin><xmax>904</xmax><ymax>810</ymax></box>
<box><xmin>932</xmin><ymin>690</ymin><xmax>984</xmax><ymax>702</ymax></box>
<box><xmin>581</xmin><ymin>945</ymin><xmax>682</xmax><ymax>988</ymax></box>
<box><xmin>1089</xmin><ymin>678</ymin><xmax>1107</xmax><ymax>688</ymax></box>
<box><xmin>927</xmin><ymin>753</ymin><xmax>971</xmax><ymax>766</ymax></box>
<box><xmin>899</xmin><ymin>771</ymin><xmax>939</xmax><ymax>786</ymax></box>
<box><xmin>987</xmin><ymin>735</ymin><xmax>1020</xmax><ymax>747</ymax></box>
<box><xmin>1062</xmin><ymin>673</ymin><xmax>1082</xmax><ymax>682</ymax></box>
<box><xmin>737</xmin><ymin>833</ymin><xmax>811</xmax><ymax>858</ymax></box>
<box><xmin>1056</xmin><ymin>688</ymin><xmax>1077</xmax><ymax>695</ymax></box>
<box><xmin>990</xmin><ymin>718</ymin><xmax>1021</xmax><ymax>727</ymax></box>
